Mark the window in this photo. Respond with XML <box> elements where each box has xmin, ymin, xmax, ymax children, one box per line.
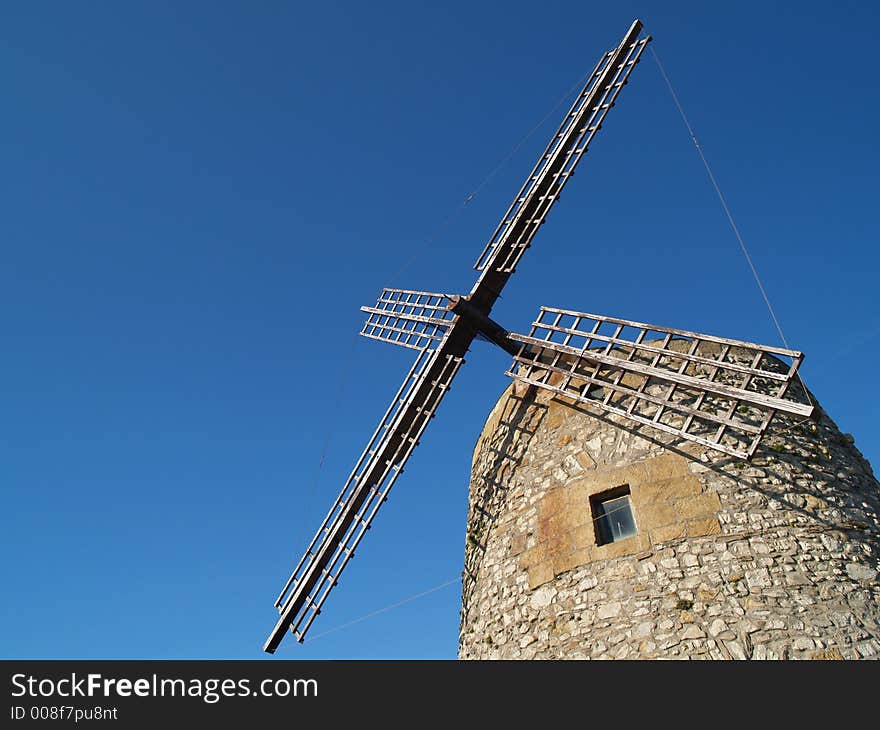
<box><xmin>591</xmin><ymin>485</ymin><xmax>636</xmax><ymax>545</ymax></box>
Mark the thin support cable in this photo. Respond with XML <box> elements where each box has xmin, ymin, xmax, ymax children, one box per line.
<box><xmin>387</xmin><ymin>69</ymin><xmax>592</xmax><ymax>287</ymax></box>
<box><xmin>649</xmin><ymin>44</ymin><xmax>814</xmax><ymax>409</ymax></box>
<box><xmin>300</xmin><ymin>332</ymin><xmax>362</xmax><ymax>539</ymax></box>
<box><xmin>304</xmin><ymin>577</ymin><xmax>461</xmax><ymax>643</ymax></box>
<box><xmin>464</xmin><ymin>68</ymin><xmax>593</xmax><ymax>205</ymax></box>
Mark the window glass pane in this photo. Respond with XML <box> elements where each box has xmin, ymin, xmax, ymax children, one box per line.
<box><xmin>597</xmin><ymin>495</ymin><xmax>636</xmax><ymax>543</ymax></box>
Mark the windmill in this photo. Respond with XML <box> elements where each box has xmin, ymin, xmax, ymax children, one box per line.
<box><xmin>263</xmin><ymin>18</ymin><xmax>813</xmax><ymax>654</ymax></box>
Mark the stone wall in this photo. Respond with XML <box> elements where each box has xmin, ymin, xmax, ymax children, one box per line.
<box><xmin>458</xmin><ymin>379</ymin><xmax>880</xmax><ymax>659</ymax></box>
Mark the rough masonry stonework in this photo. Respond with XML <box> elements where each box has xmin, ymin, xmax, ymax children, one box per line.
<box><xmin>459</xmin><ymin>375</ymin><xmax>880</xmax><ymax>660</ymax></box>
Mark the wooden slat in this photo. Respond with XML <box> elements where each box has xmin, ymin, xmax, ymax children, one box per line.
<box><xmin>511</xmin><ymin>332</ymin><xmax>813</xmax><ymax>417</ymax></box>
<box><xmin>535</xmin><ymin>306</ymin><xmax>805</xmax><ymax>359</ymax></box>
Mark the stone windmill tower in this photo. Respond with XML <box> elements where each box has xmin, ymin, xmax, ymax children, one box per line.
<box><xmin>263</xmin><ymin>20</ymin><xmax>880</xmax><ymax>658</ymax></box>
<box><xmin>459</xmin><ymin>356</ymin><xmax>880</xmax><ymax>660</ymax></box>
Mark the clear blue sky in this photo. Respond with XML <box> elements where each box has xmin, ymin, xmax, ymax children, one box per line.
<box><xmin>2</xmin><ymin>1</ymin><xmax>878</xmax><ymax>659</ymax></box>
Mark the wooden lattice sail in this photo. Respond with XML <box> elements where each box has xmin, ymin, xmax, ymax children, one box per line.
<box><xmin>507</xmin><ymin>308</ymin><xmax>811</xmax><ymax>461</ymax></box>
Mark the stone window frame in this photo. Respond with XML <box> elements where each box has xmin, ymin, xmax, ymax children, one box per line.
<box><xmin>518</xmin><ymin>453</ymin><xmax>721</xmax><ymax>590</ymax></box>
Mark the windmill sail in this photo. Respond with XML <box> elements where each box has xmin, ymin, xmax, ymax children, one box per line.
<box><xmin>264</xmin><ymin>335</ymin><xmax>468</xmax><ymax>652</ymax></box>
<box><xmin>473</xmin><ymin>22</ymin><xmax>650</xmax><ymax>276</ymax></box>
<box><xmin>359</xmin><ymin>288</ymin><xmax>455</xmax><ymax>351</ymax></box>
<box><xmin>506</xmin><ymin>307</ymin><xmax>813</xmax><ymax>460</ymax></box>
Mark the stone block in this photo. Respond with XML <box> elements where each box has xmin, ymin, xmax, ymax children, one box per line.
<box><xmin>644</xmin><ymin>453</ymin><xmax>690</xmax><ymax>481</ymax></box>
<box><xmin>803</xmin><ymin>494</ymin><xmax>827</xmax><ymax>512</ymax></box>
<box><xmin>544</xmin><ymin>529</ymin><xmax>576</xmax><ymax>560</ymax></box>
<box><xmin>792</xmin><ymin>637</ymin><xmax>815</xmax><ymax>651</ymax></box>
<box><xmin>845</xmin><ymin>563</ymin><xmax>878</xmax><ymax>582</ymax></box>
<box><xmin>576</xmin><ymin>452</ymin><xmax>596</xmax><ymax>470</ymax></box>
<box><xmin>745</xmin><ymin>568</ymin><xmax>771</xmax><ymax>589</ymax></box>
<box><xmin>553</xmin><ymin>547</ymin><xmax>593</xmax><ymax>577</ymax></box>
<box><xmin>512</xmin><ymin>380</ymin><xmax>531</xmax><ymax>398</ymax></box>
<box><xmin>605</xmin><ymin>561</ymin><xmax>637</xmax><ymax>581</ymax></box>
<box><xmin>686</xmin><ymin>516</ymin><xmax>722</xmax><ymax>538</ymax></box>
<box><xmin>538</xmin><ymin>489</ymin><xmax>567</xmax><ymax>520</ymax></box>
<box><xmin>529</xmin><ymin>585</ymin><xmax>557</xmax><ymax>609</ymax></box>
<box><xmin>636</xmin><ymin>476</ymin><xmax>702</xmax><ymax>502</ymax></box>
<box><xmin>571</xmin><ymin>523</ymin><xmax>596</xmax><ymax>551</ymax></box>
<box><xmin>725</xmin><ymin>641</ymin><xmax>747</xmax><ymax>660</ymax></box>
<box><xmin>562</xmin><ymin>454</ymin><xmax>585</xmax><ymax>475</ymax></box>
<box><xmin>520</xmin><ymin>542</ymin><xmax>546</xmax><ymax>569</ymax></box>
<box><xmin>565</xmin><ymin>500</ymin><xmax>592</xmax><ymax>527</ymax></box>
<box><xmin>784</xmin><ymin>572</ymin><xmax>812</xmax><ymax>587</ymax></box>
<box><xmin>708</xmin><ymin>619</ymin><xmax>729</xmax><ymax>636</ymax></box>
<box><xmin>595</xmin><ymin>534</ymin><xmax>649</xmax><ymax>560</ymax></box>
<box><xmin>675</xmin><ymin>492</ymin><xmax>722</xmax><ymax>520</ymax></box>
<box><xmin>546</xmin><ymin>403</ymin><xmax>566</xmax><ymax>429</ymax></box>
<box><xmin>528</xmin><ymin>561</ymin><xmax>554</xmax><ymax>590</ymax></box>
<box><xmin>641</xmin><ymin>500</ymin><xmax>680</xmax><ymax>528</ymax></box>
<box><xmin>596</xmin><ymin>602</ymin><xmax>622</xmax><ymax>619</ymax></box>
<box><xmin>810</xmin><ymin>648</ymin><xmax>844</xmax><ymax>660</ymax></box>
<box><xmin>508</xmin><ymin>532</ymin><xmax>527</xmax><ymax>557</ymax></box>
<box><xmin>651</xmin><ymin>523</ymin><xmax>686</xmax><ymax>544</ymax></box>
<box><xmin>698</xmin><ymin>586</ymin><xmax>719</xmax><ymax>602</ymax></box>
<box><xmin>680</xmin><ymin>625</ymin><xmax>706</xmax><ymax>640</ymax></box>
